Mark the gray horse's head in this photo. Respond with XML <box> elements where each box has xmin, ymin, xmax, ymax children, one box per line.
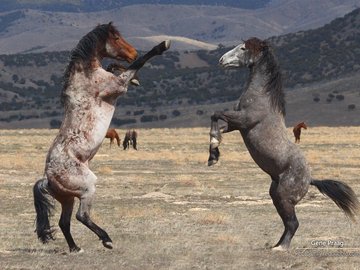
<box><xmin>219</xmin><ymin>37</ymin><xmax>269</xmax><ymax>68</ymax></box>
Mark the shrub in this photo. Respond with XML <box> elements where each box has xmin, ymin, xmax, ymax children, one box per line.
<box><xmin>172</xmin><ymin>110</ymin><xmax>181</xmax><ymax>117</ymax></box>
<box><xmin>112</xmin><ymin>118</ymin><xmax>136</xmax><ymax>126</ymax></box>
<box><xmin>140</xmin><ymin>115</ymin><xmax>158</xmax><ymax>122</ymax></box>
<box><xmin>50</xmin><ymin>119</ymin><xmax>62</xmax><ymax>129</ymax></box>
<box><xmin>134</xmin><ymin>110</ymin><xmax>144</xmax><ymax>116</ymax></box>
<box><xmin>196</xmin><ymin>110</ymin><xmax>204</xmax><ymax>115</ymax></box>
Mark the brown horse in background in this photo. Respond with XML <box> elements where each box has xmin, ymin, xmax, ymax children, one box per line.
<box><xmin>105</xmin><ymin>128</ymin><xmax>120</xmax><ymax>147</ymax></box>
<box><xmin>293</xmin><ymin>122</ymin><xmax>307</xmax><ymax>143</ymax></box>
<box><xmin>123</xmin><ymin>130</ymin><xmax>138</xmax><ymax>150</ymax></box>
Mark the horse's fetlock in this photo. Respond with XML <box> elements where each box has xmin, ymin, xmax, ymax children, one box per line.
<box><xmin>210</xmin><ymin>137</ymin><xmax>220</xmax><ymax>149</ymax></box>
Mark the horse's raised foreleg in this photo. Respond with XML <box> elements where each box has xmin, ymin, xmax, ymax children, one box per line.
<box><xmin>118</xmin><ymin>40</ymin><xmax>171</xmax><ymax>85</ymax></box>
<box><xmin>59</xmin><ymin>198</ymin><xmax>82</xmax><ymax>253</ymax></box>
<box><xmin>76</xmin><ymin>186</ymin><xmax>113</xmax><ymax>249</ymax></box>
<box><xmin>209</xmin><ymin>114</ymin><xmax>222</xmax><ymax>149</ymax></box>
<box><xmin>208</xmin><ymin>110</ymin><xmax>243</xmax><ymax>166</ymax></box>
<box><xmin>100</xmin><ymin>41</ymin><xmax>171</xmax><ymax>100</ymax></box>
<box><xmin>208</xmin><ymin>114</ymin><xmax>222</xmax><ymax>166</ymax></box>
<box><xmin>127</xmin><ymin>40</ymin><xmax>171</xmax><ymax>72</ymax></box>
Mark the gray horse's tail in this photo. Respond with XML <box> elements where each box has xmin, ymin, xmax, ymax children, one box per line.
<box><xmin>33</xmin><ymin>178</ymin><xmax>55</xmax><ymax>243</ymax></box>
<box><xmin>311</xmin><ymin>179</ymin><xmax>359</xmax><ymax>221</ymax></box>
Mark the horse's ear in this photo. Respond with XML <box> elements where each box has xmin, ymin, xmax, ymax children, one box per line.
<box><xmin>108</xmin><ymin>21</ymin><xmax>113</xmax><ymax>26</ymax></box>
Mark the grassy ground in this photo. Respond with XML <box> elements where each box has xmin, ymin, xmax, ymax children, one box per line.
<box><xmin>1</xmin><ymin>127</ymin><xmax>360</xmax><ymax>269</ymax></box>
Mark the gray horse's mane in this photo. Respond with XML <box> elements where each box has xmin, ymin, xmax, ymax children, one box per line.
<box><xmin>61</xmin><ymin>22</ymin><xmax>119</xmax><ymax>105</ymax></box>
<box><xmin>257</xmin><ymin>43</ymin><xmax>285</xmax><ymax>116</ymax></box>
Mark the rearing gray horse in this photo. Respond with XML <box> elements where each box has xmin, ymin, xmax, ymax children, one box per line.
<box><xmin>208</xmin><ymin>37</ymin><xmax>359</xmax><ymax>250</ymax></box>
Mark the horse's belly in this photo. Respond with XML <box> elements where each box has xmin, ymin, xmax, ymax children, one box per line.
<box><xmin>71</xmin><ymin>106</ymin><xmax>115</xmax><ymax>160</ymax></box>
<box><xmin>242</xmin><ymin>133</ymin><xmax>289</xmax><ymax>176</ymax></box>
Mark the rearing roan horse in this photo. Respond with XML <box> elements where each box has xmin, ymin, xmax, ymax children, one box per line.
<box><xmin>208</xmin><ymin>37</ymin><xmax>359</xmax><ymax>250</ymax></box>
<box><xmin>33</xmin><ymin>22</ymin><xmax>170</xmax><ymax>252</ymax></box>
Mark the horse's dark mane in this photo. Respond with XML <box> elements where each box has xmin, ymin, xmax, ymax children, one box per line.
<box><xmin>61</xmin><ymin>23</ymin><xmax>118</xmax><ymax>105</ymax></box>
<box><xmin>257</xmin><ymin>43</ymin><xmax>285</xmax><ymax>116</ymax></box>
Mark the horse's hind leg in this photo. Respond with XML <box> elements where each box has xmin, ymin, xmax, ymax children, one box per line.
<box><xmin>59</xmin><ymin>197</ymin><xmax>82</xmax><ymax>252</ymax></box>
<box><xmin>269</xmin><ymin>180</ymin><xmax>299</xmax><ymax>250</ymax></box>
<box><xmin>76</xmin><ymin>186</ymin><xmax>113</xmax><ymax>249</ymax></box>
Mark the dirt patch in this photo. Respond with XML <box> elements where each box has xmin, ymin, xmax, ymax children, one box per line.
<box><xmin>1</xmin><ymin>127</ymin><xmax>360</xmax><ymax>269</ymax></box>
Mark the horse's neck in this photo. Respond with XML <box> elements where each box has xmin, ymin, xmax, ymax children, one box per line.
<box><xmin>247</xmin><ymin>63</ymin><xmax>270</xmax><ymax>95</ymax></box>
<box><xmin>236</xmin><ymin>63</ymin><xmax>270</xmax><ymax>109</ymax></box>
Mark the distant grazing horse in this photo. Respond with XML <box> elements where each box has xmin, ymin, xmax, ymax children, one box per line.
<box><xmin>123</xmin><ymin>129</ymin><xmax>138</xmax><ymax>150</ymax></box>
<box><xmin>293</xmin><ymin>121</ymin><xmax>307</xmax><ymax>143</ymax></box>
<box><xmin>105</xmin><ymin>128</ymin><xmax>120</xmax><ymax>148</ymax></box>
<box><xmin>208</xmin><ymin>37</ymin><xmax>359</xmax><ymax>250</ymax></box>
<box><xmin>33</xmin><ymin>22</ymin><xmax>170</xmax><ymax>252</ymax></box>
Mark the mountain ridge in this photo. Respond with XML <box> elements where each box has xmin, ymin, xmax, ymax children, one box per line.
<box><xmin>0</xmin><ymin>0</ymin><xmax>359</xmax><ymax>53</ymax></box>
<box><xmin>0</xmin><ymin>6</ymin><xmax>360</xmax><ymax>128</ymax></box>
<box><xmin>0</xmin><ymin>0</ymin><xmax>270</xmax><ymax>12</ymax></box>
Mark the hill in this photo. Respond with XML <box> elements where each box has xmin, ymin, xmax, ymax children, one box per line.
<box><xmin>0</xmin><ymin>0</ymin><xmax>270</xmax><ymax>12</ymax></box>
<box><xmin>0</xmin><ymin>8</ymin><xmax>360</xmax><ymax>128</ymax></box>
<box><xmin>0</xmin><ymin>0</ymin><xmax>359</xmax><ymax>53</ymax></box>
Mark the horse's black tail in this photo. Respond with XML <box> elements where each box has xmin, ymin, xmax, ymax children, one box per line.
<box><xmin>33</xmin><ymin>178</ymin><xmax>55</xmax><ymax>243</ymax></box>
<box><xmin>311</xmin><ymin>179</ymin><xmax>359</xmax><ymax>221</ymax></box>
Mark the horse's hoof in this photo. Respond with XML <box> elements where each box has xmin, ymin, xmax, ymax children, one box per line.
<box><xmin>130</xmin><ymin>78</ymin><xmax>140</xmax><ymax>86</ymax></box>
<box><xmin>103</xmin><ymin>241</ymin><xmax>113</xmax><ymax>249</ymax></box>
<box><xmin>272</xmin><ymin>246</ymin><xmax>288</xmax><ymax>251</ymax></box>
<box><xmin>70</xmin><ymin>247</ymin><xmax>84</xmax><ymax>254</ymax></box>
<box><xmin>208</xmin><ymin>159</ymin><xmax>218</xmax><ymax>166</ymax></box>
<box><xmin>210</xmin><ymin>137</ymin><xmax>219</xmax><ymax>149</ymax></box>
<box><xmin>164</xmin><ymin>40</ymin><xmax>171</xmax><ymax>50</ymax></box>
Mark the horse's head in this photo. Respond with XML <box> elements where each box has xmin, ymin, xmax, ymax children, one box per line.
<box><xmin>300</xmin><ymin>122</ymin><xmax>308</xmax><ymax>129</ymax></box>
<box><xmin>219</xmin><ymin>37</ymin><xmax>269</xmax><ymax>68</ymax></box>
<box><xmin>103</xmin><ymin>22</ymin><xmax>138</xmax><ymax>63</ymax></box>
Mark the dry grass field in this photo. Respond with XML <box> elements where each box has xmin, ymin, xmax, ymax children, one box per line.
<box><xmin>1</xmin><ymin>127</ymin><xmax>360</xmax><ymax>269</ymax></box>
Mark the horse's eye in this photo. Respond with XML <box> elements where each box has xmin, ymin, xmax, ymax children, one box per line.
<box><xmin>241</xmin><ymin>47</ymin><xmax>246</xmax><ymax>51</ymax></box>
